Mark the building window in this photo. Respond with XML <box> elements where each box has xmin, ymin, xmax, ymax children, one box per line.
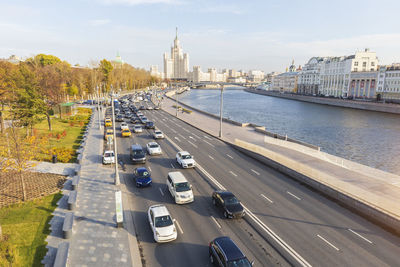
<box><xmin>371</xmin><ymin>62</ymin><xmax>375</xmax><ymax>66</ymax></box>
<box><xmin>354</xmin><ymin>68</ymin><xmax>358</xmax><ymax>72</ymax></box>
<box><xmin>354</xmin><ymin>61</ymin><xmax>359</xmax><ymax>66</ymax></box>
<box><xmin>363</xmin><ymin>62</ymin><xmax>367</xmax><ymax>67</ymax></box>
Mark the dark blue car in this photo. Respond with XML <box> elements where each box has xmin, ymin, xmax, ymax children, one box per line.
<box><xmin>134</xmin><ymin>167</ymin><xmax>152</xmax><ymax>187</ymax></box>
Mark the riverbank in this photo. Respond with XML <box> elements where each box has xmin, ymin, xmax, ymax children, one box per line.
<box><xmin>245</xmin><ymin>88</ymin><xmax>400</xmax><ymax>114</ymax></box>
<box><xmin>162</xmin><ymin>90</ymin><xmax>400</xmax><ymax>235</ymax></box>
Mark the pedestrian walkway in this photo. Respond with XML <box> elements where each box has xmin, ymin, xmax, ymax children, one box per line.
<box><xmin>161</xmin><ymin>94</ymin><xmax>400</xmax><ymax>228</ymax></box>
<box><xmin>66</xmin><ymin>109</ymin><xmax>133</xmax><ymax>266</ymax></box>
<box><xmin>28</xmin><ymin>161</ymin><xmax>78</xmax><ymax>176</ymax></box>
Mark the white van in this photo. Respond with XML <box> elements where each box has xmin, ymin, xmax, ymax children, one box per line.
<box><xmin>167</xmin><ymin>172</ymin><xmax>194</xmax><ymax>204</ymax></box>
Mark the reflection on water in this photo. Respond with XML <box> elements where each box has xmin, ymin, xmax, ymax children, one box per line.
<box><xmin>179</xmin><ymin>89</ymin><xmax>400</xmax><ymax>175</ymax></box>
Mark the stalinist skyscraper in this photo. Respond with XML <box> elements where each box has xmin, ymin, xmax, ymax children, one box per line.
<box><xmin>163</xmin><ymin>28</ymin><xmax>189</xmax><ymax>79</ymax></box>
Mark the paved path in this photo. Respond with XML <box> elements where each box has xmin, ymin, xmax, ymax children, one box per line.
<box><xmin>66</xmin><ymin>109</ymin><xmax>135</xmax><ymax>267</ymax></box>
<box><xmin>161</xmin><ymin>94</ymin><xmax>400</xmax><ymax>221</ymax></box>
<box><xmin>28</xmin><ymin>161</ymin><xmax>78</xmax><ymax>176</ymax></box>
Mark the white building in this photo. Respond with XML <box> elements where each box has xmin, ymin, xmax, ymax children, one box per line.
<box><xmin>271</xmin><ymin>61</ymin><xmax>299</xmax><ymax>92</ymax></box>
<box><xmin>150</xmin><ymin>65</ymin><xmax>164</xmax><ymax>79</ymax></box>
<box><xmin>319</xmin><ymin>49</ymin><xmax>378</xmax><ymax>97</ymax></box>
<box><xmin>248</xmin><ymin>70</ymin><xmax>265</xmax><ymax>82</ymax></box>
<box><xmin>163</xmin><ymin>28</ymin><xmax>189</xmax><ymax>79</ymax></box>
<box><xmin>377</xmin><ymin>64</ymin><xmax>400</xmax><ymax>102</ymax></box>
<box><xmin>298</xmin><ymin>57</ymin><xmax>328</xmax><ymax>95</ymax></box>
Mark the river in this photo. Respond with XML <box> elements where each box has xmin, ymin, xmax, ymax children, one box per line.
<box><xmin>178</xmin><ymin>88</ymin><xmax>400</xmax><ymax>175</ymax></box>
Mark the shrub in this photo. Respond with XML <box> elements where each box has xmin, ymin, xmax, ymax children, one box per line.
<box><xmin>62</xmin><ymin>130</ymin><xmax>67</xmax><ymax>137</ymax></box>
<box><xmin>51</xmin><ymin>147</ymin><xmax>75</xmax><ymax>163</ymax></box>
<box><xmin>69</xmin><ymin>121</ymin><xmax>74</xmax><ymax>127</ymax></box>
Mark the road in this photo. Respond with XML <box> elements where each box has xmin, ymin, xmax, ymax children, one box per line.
<box><xmin>111</xmin><ymin>99</ymin><xmax>400</xmax><ymax>266</ymax></box>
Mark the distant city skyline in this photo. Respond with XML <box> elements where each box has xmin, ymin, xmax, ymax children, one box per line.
<box><xmin>1</xmin><ymin>0</ymin><xmax>400</xmax><ymax>73</ymax></box>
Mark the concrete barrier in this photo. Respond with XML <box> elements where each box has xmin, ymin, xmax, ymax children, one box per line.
<box><xmin>115</xmin><ymin>191</ymin><xmax>123</xmax><ymax>228</ymax></box>
<box><xmin>68</xmin><ymin>190</ymin><xmax>77</xmax><ymax>210</ymax></box>
<box><xmin>62</xmin><ymin>212</ymin><xmax>74</xmax><ymax>239</ymax></box>
<box><xmin>72</xmin><ymin>176</ymin><xmax>80</xmax><ymax>190</ymax></box>
<box><xmin>233</xmin><ymin>139</ymin><xmax>400</xmax><ymax>235</ymax></box>
<box><xmin>53</xmin><ymin>242</ymin><xmax>69</xmax><ymax>267</ymax></box>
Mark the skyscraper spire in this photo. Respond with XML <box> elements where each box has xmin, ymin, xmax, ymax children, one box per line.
<box><xmin>176</xmin><ymin>27</ymin><xmax>178</xmax><ymax>39</ymax></box>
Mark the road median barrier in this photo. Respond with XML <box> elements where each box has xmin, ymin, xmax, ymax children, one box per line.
<box><xmin>68</xmin><ymin>190</ymin><xmax>77</xmax><ymax>210</ymax></box>
<box><xmin>53</xmin><ymin>242</ymin><xmax>69</xmax><ymax>267</ymax></box>
<box><xmin>115</xmin><ymin>191</ymin><xmax>123</xmax><ymax>228</ymax></box>
<box><xmin>62</xmin><ymin>212</ymin><xmax>74</xmax><ymax>239</ymax></box>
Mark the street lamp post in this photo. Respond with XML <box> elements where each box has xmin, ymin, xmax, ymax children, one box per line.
<box><xmin>219</xmin><ymin>84</ymin><xmax>224</xmax><ymax>138</ymax></box>
<box><xmin>111</xmin><ymin>91</ymin><xmax>120</xmax><ymax>186</ymax></box>
<box><xmin>97</xmin><ymin>86</ymin><xmax>102</xmax><ymax>131</ymax></box>
<box><xmin>175</xmin><ymin>88</ymin><xmax>179</xmax><ymax>117</ymax></box>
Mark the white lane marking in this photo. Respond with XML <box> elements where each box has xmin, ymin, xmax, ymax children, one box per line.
<box><xmin>170</xmin><ymin>163</ymin><xmax>175</xmax><ymax>169</ymax></box>
<box><xmin>204</xmin><ymin>140</ymin><xmax>215</xmax><ymax>147</ymax></box>
<box><xmin>260</xmin><ymin>194</ymin><xmax>274</xmax><ymax>203</ymax></box>
<box><xmin>148</xmin><ymin>166</ymin><xmax>152</xmax><ymax>172</ymax></box>
<box><xmin>203</xmin><ymin>135</ymin><xmax>212</xmax><ymax>140</ymax></box>
<box><xmin>211</xmin><ymin>216</ymin><xmax>221</xmax><ymax>228</ymax></box>
<box><xmin>174</xmin><ymin>136</ymin><xmax>181</xmax><ymax>142</ymax></box>
<box><xmin>183</xmin><ymin>128</ymin><xmax>190</xmax><ymax>133</ymax></box>
<box><xmin>178</xmin><ymin>134</ymin><xmax>187</xmax><ymax>140</ymax></box>
<box><xmin>175</xmin><ymin>220</ymin><xmax>184</xmax><ymax>234</ymax></box>
<box><xmin>287</xmin><ymin>191</ymin><xmax>301</xmax><ymax>200</ymax></box>
<box><xmin>158</xmin><ymin>187</ymin><xmax>164</xmax><ymax>196</ymax></box>
<box><xmin>229</xmin><ymin>171</ymin><xmax>238</xmax><ymax>177</ymax></box>
<box><xmin>188</xmin><ymin>136</ymin><xmax>196</xmax><ymax>140</ymax></box>
<box><xmin>317</xmin><ymin>234</ymin><xmax>340</xmax><ymax>251</ymax></box>
<box><xmin>192</xmin><ymin>133</ymin><xmax>201</xmax><ymax>139</ymax></box>
<box><xmin>164</xmin><ymin>130</ymin><xmax>311</xmax><ymax>267</ymax></box>
<box><xmin>226</xmin><ymin>154</ymin><xmax>233</xmax><ymax>159</ymax></box>
<box><xmin>348</xmin><ymin>229</ymin><xmax>373</xmax><ymax>244</ymax></box>
<box><xmin>251</xmin><ymin>169</ymin><xmax>260</xmax><ymax>175</ymax></box>
<box><xmin>188</xmin><ymin>141</ymin><xmax>198</xmax><ymax>148</ymax></box>
<box><xmin>208</xmin><ymin>155</ymin><xmax>214</xmax><ymax>160</ymax></box>
<box><xmin>170</xmin><ymin>128</ymin><xmax>177</xmax><ymax>133</ymax></box>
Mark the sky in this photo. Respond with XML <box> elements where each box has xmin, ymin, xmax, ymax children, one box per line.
<box><xmin>1</xmin><ymin>0</ymin><xmax>400</xmax><ymax>73</ymax></box>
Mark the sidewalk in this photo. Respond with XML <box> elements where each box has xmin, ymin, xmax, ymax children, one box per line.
<box><xmin>66</xmin><ymin>109</ymin><xmax>133</xmax><ymax>266</ymax></box>
<box><xmin>161</xmin><ymin>94</ymin><xmax>400</xmax><ymax>229</ymax></box>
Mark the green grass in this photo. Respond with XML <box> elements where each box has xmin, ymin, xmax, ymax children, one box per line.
<box><xmin>0</xmin><ymin>192</ymin><xmax>62</xmax><ymax>267</ymax></box>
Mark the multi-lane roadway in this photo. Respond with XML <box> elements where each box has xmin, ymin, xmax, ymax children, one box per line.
<box><xmin>111</xmin><ymin>98</ymin><xmax>400</xmax><ymax>266</ymax></box>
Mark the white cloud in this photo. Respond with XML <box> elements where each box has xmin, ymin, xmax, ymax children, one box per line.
<box><xmin>89</xmin><ymin>19</ymin><xmax>111</xmax><ymax>26</ymax></box>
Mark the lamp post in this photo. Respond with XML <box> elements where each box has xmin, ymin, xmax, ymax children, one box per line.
<box><xmin>219</xmin><ymin>84</ymin><xmax>224</xmax><ymax>138</ymax></box>
<box><xmin>97</xmin><ymin>86</ymin><xmax>102</xmax><ymax>131</ymax></box>
<box><xmin>175</xmin><ymin>88</ymin><xmax>179</xmax><ymax>117</ymax></box>
<box><xmin>111</xmin><ymin>90</ymin><xmax>120</xmax><ymax>186</ymax></box>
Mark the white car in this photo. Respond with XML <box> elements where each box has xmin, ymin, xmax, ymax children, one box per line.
<box><xmin>147</xmin><ymin>142</ymin><xmax>162</xmax><ymax>155</ymax></box>
<box><xmin>120</xmin><ymin>122</ymin><xmax>129</xmax><ymax>130</ymax></box>
<box><xmin>148</xmin><ymin>204</ymin><xmax>177</xmax><ymax>243</ymax></box>
<box><xmin>153</xmin><ymin>130</ymin><xmax>165</xmax><ymax>139</ymax></box>
<box><xmin>176</xmin><ymin>151</ymin><xmax>195</xmax><ymax>168</ymax></box>
<box><xmin>167</xmin><ymin>172</ymin><xmax>194</xmax><ymax>204</ymax></box>
<box><xmin>133</xmin><ymin>125</ymin><xmax>143</xmax><ymax>133</ymax></box>
<box><xmin>102</xmin><ymin>150</ymin><xmax>115</xmax><ymax>164</ymax></box>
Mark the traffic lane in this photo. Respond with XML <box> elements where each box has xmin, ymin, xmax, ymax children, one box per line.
<box><xmin>124</xmin><ymin>126</ymin><xmax>288</xmax><ymax>266</ymax></box>
<box><xmin>147</xmin><ymin>109</ymin><xmax>400</xmax><ymax>265</ymax></box>
<box><xmin>136</xmin><ymin>128</ymin><xmax>286</xmax><ymax>266</ymax></box>
<box><xmin>117</xmin><ymin>136</ymin><xmax>214</xmax><ymax>266</ymax></box>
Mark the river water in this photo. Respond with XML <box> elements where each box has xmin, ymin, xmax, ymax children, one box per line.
<box><xmin>178</xmin><ymin>88</ymin><xmax>400</xmax><ymax>175</ymax></box>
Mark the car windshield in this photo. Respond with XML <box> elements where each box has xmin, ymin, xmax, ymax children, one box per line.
<box><xmin>224</xmin><ymin>196</ymin><xmax>240</xmax><ymax>205</ymax></box>
<box><xmin>135</xmin><ymin>126</ymin><xmax>141</xmax><ymax>129</ymax></box>
<box><xmin>154</xmin><ymin>215</ymin><xmax>173</xmax><ymax>227</ymax></box>
<box><xmin>105</xmin><ymin>152</ymin><xmax>114</xmax><ymax>157</ymax></box>
<box><xmin>182</xmin><ymin>154</ymin><xmax>192</xmax><ymax>160</ymax></box>
<box><xmin>123</xmin><ymin>129</ymin><xmax>129</xmax><ymax>132</ymax></box>
<box><xmin>149</xmin><ymin>144</ymin><xmax>159</xmax><ymax>148</ymax></box>
<box><xmin>133</xmin><ymin>150</ymin><xmax>144</xmax><ymax>156</ymax></box>
<box><xmin>155</xmin><ymin>131</ymin><xmax>162</xmax><ymax>134</ymax></box>
<box><xmin>137</xmin><ymin>169</ymin><xmax>150</xmax><ymax>178</ymax></box>
<box><xmin>175</xmin><ymin>182</ymin><xmax>191</xmax><ymax>192</ymax></box>
<box><xmin>227</xmin><ymin>258</ymin><xmax>252</xmax><ymax>267</ymax></box>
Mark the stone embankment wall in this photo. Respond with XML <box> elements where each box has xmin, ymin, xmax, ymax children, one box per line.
<box><xmin>245</xmin><ymin>89</ymin><xmax>400</xmax><ymax>114</ymax></box>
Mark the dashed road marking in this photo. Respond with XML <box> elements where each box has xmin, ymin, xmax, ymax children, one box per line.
<box><xmin>204</xmin><ymin>140</ymin><xmax>215</xmax><ymax>147</ymax></box>
<box><xmin>192</xmin><ymin>133</ymin><xmax>201</xmax><ymax>139</ymax></box>
<box><xmin>211</xmin><ymin>216</ymin><xmax>221</xmax><ymax>228</ymax></box>
<box><xmin>203</xmin><ymin>135</ymin><xmax>212</xmax><ymax>140</ymax></box>
<box><xmin>287</xmin><ymin>191</ymin><xmax>301</xmax><ymax>200</ymax></box>
<box><xmin>229</xmin><ymin>171</ymin><xmax>238</xmax><ymax>177</ymax></box>
<box><xmin>148</xmin><ymin>166</ymin><xmax>152</xmax><ymax>172</ymax></box>
<box><xmin>158</xmin><ymin>187</ymin><xmax>164</xmax><ymax>196</ymax></box>
<box><xmin>317</xmin><ymin>234</ymin><xmax>340</xmax><ymax>251</ymax></box>
<box><xmin>175</xmin><ymin>219</ymin><xmax>184</xmax><ymax>234</ymax></box>
<box><xmin>260</xmin><ymin>194</ymin><xmax>274</xmax><ymax>203</ymax></box>
<box><xmin>208</xmin><ymin>155</ymin><xmax>214</xmax><ymax>160</ymax></box>
<box><xmin>348</xmin><ymin>229</ymin><xmax>373</xmax><ymax>244</ymax></box>
<box><xmin>226</xmin><ymin>154</ymin><xmax>233</xmax><ymax>159</ymax></box>
<box><xmin>174</xmin><ymin>136</ymin><xmax>181</xmax><ymax>142</ymax></box>
<box><xmin>188</xmin><ymin>141</ymin><xmax>198</xmax><ymax>148</ymax></box>
<box><xmin>188</xmin><ymin>136</ymin><xmax>196</xmax><ymax>140</ymax></box>
<box><xmin>251</xmin><ymin>169</ymin><xmax>260</xmax><ymax>175</ymax></box>
<box><xmin>178</xmin><ymin>134</ymin><xmax>187</xmax><ymax>140</ymax></box>
<box><xmin>170</xmin><ymin>163</ymin><xmax>175</xmax><ymax>169</ymax></box>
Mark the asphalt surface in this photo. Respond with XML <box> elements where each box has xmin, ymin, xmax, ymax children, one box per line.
<box><xmin>111</xmin><ymin>98</ymin><xmax>400</xmax><ymax>267</ymax></box>
<box><xmin>110</xmin><ymin>107</ymin><xmax>286</xmax><ymax>266</ymax></box>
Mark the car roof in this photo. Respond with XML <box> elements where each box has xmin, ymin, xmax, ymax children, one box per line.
<box><xmin>168</xmin><ymin>171</ymin><xmax>187</xmax><ymax>183</ymax></box>
<box><xmin>104</xmin><ymin>150</ymin><xmax>114</xmax><ymax>154</ymax></box>
<box><xmin>179</xmin><ymin>151</ymin><xmax>190</xmax><ymax>155</ymax></box>
<box><xmin>148</xmin><ymin>142</ymin><xmax>158</xmax><ymax>146</ymax></box>
<box><xmin>214</xmin><ymin>236</ymin><xmax>246</xmax><ymax>261</ymax></box>
<box><xmin>106</xmin><ymin>129</ymin><xmax>113</xmax><ymax>133</ymax></box>
<box><xmin>135</xmin><ymin>167</ymin><xmax>148</xmax><ymax>172</ymax></box>
<box><xmin>155</xmin><ymin>130</ymin><xmax>162</xmax><ymax>133</ymax></box>
<box><xmin>149</xmin><ymin>204</ymin><xmax>170</xmax><ymax>217</ymax></box>
<box><xmin>215</xmin><ymin>191</ymin><xmax>235</xmax><ymax>198</ymax></box>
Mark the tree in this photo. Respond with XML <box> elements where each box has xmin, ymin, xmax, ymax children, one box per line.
<box><xmin>0</xmin><ymin>61</ymin><xmax>17</xmax><ymax>133</ymax></box>
<box><xmin>33</xmin><ymin>54</ymin><xmax>61</xmax><ymax>67</ymax></box>
<box><xmin>67</xmin><ymin>84</ymin><xmax>79</xmax><ymax>96</ymax></box>
<box><xmin>100</xmin><ymin>59</ymin><xmax>113</xmax><ymax>91</ymax></box>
